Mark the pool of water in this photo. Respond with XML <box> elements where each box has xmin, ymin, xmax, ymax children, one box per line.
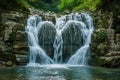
<box><xmin>0</xmin><ymin>65</ymin><xmax>120</xmax><ymax>80</ymax></box>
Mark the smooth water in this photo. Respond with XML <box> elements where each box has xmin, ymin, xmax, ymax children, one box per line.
<box><xmin>0</xmin><ymin>66</ymin><xmax>120</xmax><ymax>80</ymax></box>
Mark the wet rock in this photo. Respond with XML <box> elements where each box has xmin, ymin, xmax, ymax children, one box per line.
<box><xmin>62</xmin><ymin>21</ymin><xmax>83</xmax><ymax>46</ymax></box>
<box><xmin>38</xmin><ymin>21</ymin><xmax>56</xmax><ymax>57</ymax></box>
<box><xmin>44</xmin><ymin>15</ymin><xmax>56</xmax><ymax>24</ymax></box>
<box><xmin>97</xmin><ymin>44</ymin><xmax>109</xmax><ymax>56</ymax></box>
<box><xmin>12</xmin><ymin>23</ymin><xmax>25</xmax><ymax>31</ymax></box>
<box><xmin>106</xmin><ymin>51</ymin><xmax>120</xmax><ymax>57</ymax></box>
<box><xmin>6</xmin><ymin>61</ymin><xmax>13</xmax><ymax>66</ymax></box>
<box><xmin>38</xmin><ymin>21</ymin><xmax>56</xmax><ymax>44</ymax></box>
<box><xmin>91</xmin><ymin>27</ymin><xmax>120</xmax><ymax>67</ymax></box>
<box><xmin>15</xmin><ymin>54</ymin><xmax>28</xmax><ymax>65</ymax></box>
<box><xmin>12</xmin><ymin>31</ymin><xmax>26</xmax><ymax>41</ymax></box>
<box><xmin>0</xmin><ymin>11</ymin><xmax>28</xmax><ymax>66</ymax></box>
<box><xmin>99</xmin><ymin>56</ymin><xmax>120</xmax><ymax>67</ymax></box>
<box><xmin>13</xmin><ymin>42</ymin><xmax>28</xmax><ymax>55</ymax></box>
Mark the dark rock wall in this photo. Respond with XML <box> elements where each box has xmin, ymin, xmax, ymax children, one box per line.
<box><xmin>0</xmin><ymin>11</ymin><xmax>28</xmax><ymax>66</ymax></box>
<box><xmin>91</xmin><ymin>12</ymin><xmax>120</xmax><ymax>68</ymax></box>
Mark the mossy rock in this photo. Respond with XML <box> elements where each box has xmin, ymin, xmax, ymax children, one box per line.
<box><xmin>96</xmin><ymin>30</ymin><xmax>107</xmax><ymax>43</ymax></box>
<box><xmin>6</xmin><ymin>61</ymin><xmax>13</xmax><ymax>66</ymax></box>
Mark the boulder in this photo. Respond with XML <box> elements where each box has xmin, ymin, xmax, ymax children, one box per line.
<box><xmin>13</xmin><ymin>42</ymin><xmax>28</xmax><ymax>55</ymax></box>
<box><xmin>99</xmin><ymin>56</ymin><xmax>120</xmax><ymax>67</ymax></box>
<box><xmin>15</xmin><ymin>54</ymin><xmax>28</xmax><ymax>65</ymax></box>
<box><xmin>97</xmin><ymin>44</ymin><xmax>109</xmax><ymax>56</ymax></box>
<box><xmin>0</xmin><ymin>11</ymin><xmax>28</xmax><ymax>66</ymax></box>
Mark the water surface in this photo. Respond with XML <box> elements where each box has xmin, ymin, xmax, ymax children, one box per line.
<box><xmin>0</xmin><ymin>65</ymin><xmax>120</xmax><ymax>80</ymax></box>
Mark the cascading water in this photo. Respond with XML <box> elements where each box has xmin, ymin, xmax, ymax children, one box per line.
<box><xmin>67</xmin><ymin>13</ymin><xmax>94</xmax><ymax>65</ymax></box>
<box><xmin>25</xmin><ymin>15</ymin><xmax>53</xmax><ymax>66</ymax></box>
<box><xmin>53</xmin><ymin>16</ymin><xmax>66</xmax><ymax>63</ymax></box>
<box><xmin>26</xmin><ymin>13</ymin><xmax>94</xmax><ymax>66</ymax></box>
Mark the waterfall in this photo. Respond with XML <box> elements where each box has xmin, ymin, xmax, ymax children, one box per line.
<box><xmin>26</xmin><ymin>15</ymin><xmax>53</xmax><ymax>66</ymax></box>
<box><xmin>67</xmin><ymin>13</ymin><xmax>94</xmax><ymax>65</ymax></box>
<box><xmin>53</xmin><ymin>16</ymin><xmax>66</xmax><ymax>63</ymax></box>
<box><xmin>26</xmin><ymin>13</ymin><xmax>94</xmax><ymax>66</ymax></box>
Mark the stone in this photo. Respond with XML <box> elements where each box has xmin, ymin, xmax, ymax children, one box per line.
<box><xmin>106</xmin><ymin>51</ymin><xmax>120</xmax><ymax>57</ymax></box>
<box><xmin>44</xmin><ymin>15</ymin><xmax>56</xmax><ymax>24</ymax></box>
<box><xmin>90</xmin><ymin>43</ymin><xmax>98</xmax><ymax>56</ymax></box>
<box><xmin>15</xmin><ymin>54</ymin><xmax>28</xmax><ymax>65</ymax></box>
<box><xmin>1</xmin><ymin>12</ymin><xmax>27</xmax><ymax>24</ymax></box>
<box><xmin>0</xmin><ymin>11</ymin><xmax>28</xmax><ymax>66</ymax></box>
<box><xmin>38</xmin><ymin>21</ymin><xmax>56</xmax><ymax>45</ymax></box>
<box><xmin>99</xmin><ymin>56</ymin><xmax>120</xmax><ymax>67</ymax></box>
<box><xmin>4</xmin><ymin>29</ymin><xmax>12</xmax><ymax>41</ymax></box>
<box><xmin>116</xmin><ymin>34</ymin><xmax>120</xmax><ymax>44</ymax></box>
<box><xmin>13</xmin><ymin>42</ymin><xmax>28</xmax><ymax>54</ymax></box>
<box><xmin>4</xmin><ymin>47</ymin><xmax>13</xmax><ymax>53</ymax></box>
<box><xmin>14</xmin><ymin>31</ymin><xmax>26</xmax><ymax>41</ymax></box>
<box><xmin>97</xmin><ymin>44</ymin><xmax>109</xmax><ymax>56</ymax></box>
<box><xmin>0</xmin><ymin>41</ymin><xmax>6</xmax><ymax>52</ymax></box>
<box><xmin>12</xmin><ymin>23</ymin><xmax>25</xmax><ymax>31</ymax></box>
<box><xmin>115</xmin><ymin>26</ymin><xmax>120</xmax><ymax>33</ymax></box>
<box><xmin>6</xmin><ymin>61</ymin><xmax>13</xmax><ymax>66</ymax></box>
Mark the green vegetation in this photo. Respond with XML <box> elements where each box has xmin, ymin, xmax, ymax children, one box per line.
<box><xmin>24</xmin><ymin>0</ymin><xmax>102</xmax><ymax>12</ymax></box>
<box><xmin>25</xmin><ymin>0</ymin><xmax>60</xmax><ymax>12</ymax></box>
<box><xmin>0</xmin><ymin>0</ymin><xmax>102</xmax><ymax>12</ymax></box>
<box><xmin>0</xmin><ymin>0</ymin><xmax>119</xmax><ymax>13</ymax></box>
<box><xmin>0</xmin><ymin>0</ymin><xmax>29</xmax><ymax>12</ymax></box>
<box><xmin>97</xmin><ymin>31</ymin><xmax>107</xmax><ymax>43</ymax></box>
<box><xmin>58</xmin><ymin>0</ymin><xmax>102</xmax><ymax>12</ymax></box>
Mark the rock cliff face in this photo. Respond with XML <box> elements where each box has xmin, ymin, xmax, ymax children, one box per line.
<box><xmin>91</xmin><ymin>12</ymin><xmax>120</xmax><ymax>67</ymax></box>
<box><xmin>0</xmin><ymin>10</ymin><xmax>57</xmax><ymax>66</ymax></box>
<box><xmin>0</xmin><ymin>11</ymin><xmax>28</xmax><ymax>66</ymax></box>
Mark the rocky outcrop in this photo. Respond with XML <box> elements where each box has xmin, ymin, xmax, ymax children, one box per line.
<box><xmin>0</xmin><ymin>11</ymin><xmax>28</xmax><ymax>66</ymax></box>
<box><xmin>29</xmin><ymin>8</ymin><xmax>56</xmax><ymax>24</ymax></box>
<box><xmin>91</xmin><ymin>11</ymin><xmax>120</xmax><ymax>67</ymax></box>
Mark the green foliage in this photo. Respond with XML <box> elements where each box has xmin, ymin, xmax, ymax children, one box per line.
<box><xmin>58</xmin><ymin>0</ymin><xmax>77</xmax><ymax>11</ymax></box>
<box><xmin>97</xmin><ymin>31</ymin><xmax>107</xmax><ymax>43</ymax></box>
<box><xmin>0</xmin><ymin>0</ymin><xmax>29</xmax><ymax>12</ymax></box>
<box><xmin>17</xmin><ymin>0</ymin><xmax>29</xmax><ymax>10</ymax></box>
<box><xmin>25</xmin><ymin>0</ymin><xmax>60</xmax><ymax>12</ymax></box>
<box><xmin>58</xmin><ymin>0</ymin><xmax>102</xmax><ymax>12</ymax></box>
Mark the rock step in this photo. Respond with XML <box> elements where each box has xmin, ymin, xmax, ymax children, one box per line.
<box><xmin>105</xmin><ymin>51</ymin><xmax>120</xmax><ymax>57</ymax></box>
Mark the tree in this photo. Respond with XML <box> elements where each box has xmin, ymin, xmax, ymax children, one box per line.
<box><xmin>58</xmin><ymin>0</ymin><xmax>76</xmax><ymax>12</ymax></box>
<box><xmin>58</xmin><ymin>0</ymin><xmax>102</xmax><ymax>12</ymax></box>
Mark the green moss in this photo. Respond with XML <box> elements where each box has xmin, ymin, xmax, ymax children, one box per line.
<box><xmin>58</xmin><ymin>0</ymin><xmax>102</xmax><ymax>12</ymax></box>
<box><xmin>97</xmin><ymin>30</ymin><xmax>107</xmax><ymax>43</ymax></box>
<box><xmin>96</xmin><ymin>20</ymin><xmax>105</xmax><ymax>28</ymax></box>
